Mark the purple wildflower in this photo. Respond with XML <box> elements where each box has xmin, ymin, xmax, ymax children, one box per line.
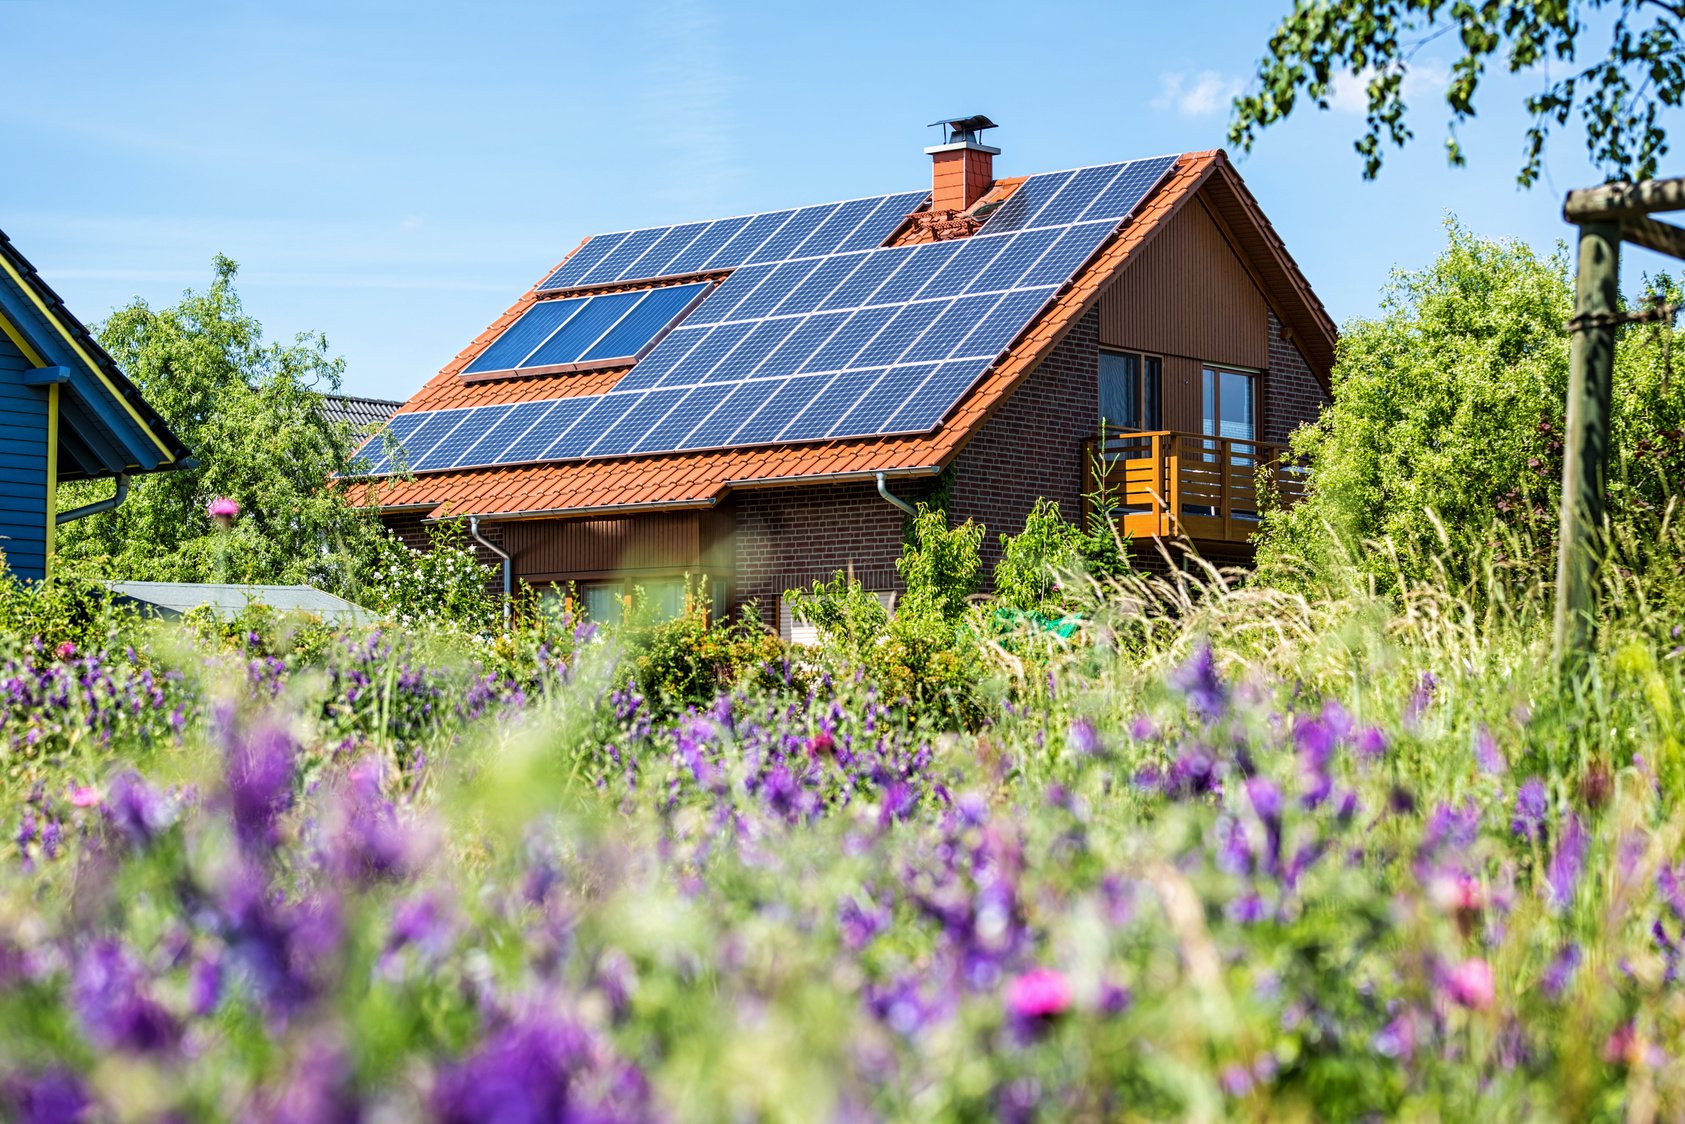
<box><xmin>1354</xmin><ymin>726</ymin><xmax>1389</xmax><ymax>760</ymax></box>
<box><xmin>1169</xmin><ymin>645</ymin><xmax>1228</xmax><ymax>721</ymax></box>
<box><xmin>1066</xmin><ymin>718</ymin><xmax>1103</xmax><ymax>756</ymax></box>
<box><xmin>226</xmin><ymin>722</ymin><xmax>297</xmax><ymax>850</ymax></box>
<box><xmin>1546</xmin><ymin>813</ymin><xmax>1588</xmax><ymax>912</ymax></box>
<box><xmin>2</xmin><ymin>1069</ymin><xmax>92</xmax><ymax>1124</ymax></box>
<box><xmin>1475</xmin><ymin>727</ymin><xmax>1506</xmax><ymax>775</ymax></box>
<box><xmin>1541</xmin><ymin>943</ymin><xmax>1581</xmax><ymax>999</ymax></box>
<box><xmin>71</xmin><ymin>940</ymin><xmax>180</xmax><ymax>1053</ymax></box>
<box><xmin>1511</xmin><ymin>779</ymin><xmax>1548</xmax><ymax>843</ymax></box>
<box><xmin>104</xmin><ymin>770</ymin><xmax>174</xmax><ymax>849</ymax></box>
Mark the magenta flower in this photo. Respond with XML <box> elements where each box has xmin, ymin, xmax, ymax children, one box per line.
<box><xmin>206</xmin><ymin>497</ymin><xmax>241</xmax><ymax>519</ymax></box>
<box><xmin>68</xmin><ymin>786</ymin><xmax>101</xmax><ymax>808</ymax></box>
<box><xmin>1444</xmin><ymin>958</ymin><xmax>1495</xmax><ymax>1010</ymax></box>
<box><xmin>1006</xmin><ymin>967</ymin><xmax>1072</xmax><ymax>1019</ymax></box>
<box><xmin>53</xmin><ymin>641</ymin><xmax>76</xmax><ymax>661</ymax></box>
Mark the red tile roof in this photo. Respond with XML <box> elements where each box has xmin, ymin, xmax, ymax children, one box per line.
<box><xmin>354</xmin><ymin>150</ymin><xmax>1330</xmax><ymax>522</ymax></box>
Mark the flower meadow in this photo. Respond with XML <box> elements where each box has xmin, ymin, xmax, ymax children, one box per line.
<box><xmin>2</xmin><ymin>572</ymin><xmax>1684</xmax><ymax>1122</ymax></box>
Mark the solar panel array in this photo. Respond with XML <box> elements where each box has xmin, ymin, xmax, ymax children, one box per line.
<box><xmin>351</xmin><ymin>156</ymin><xmax>1180</xmax><ymax>478</ymax></box>
<box><xmin>538</xmin><ymin>190</ymin><xmax>932</xmax><ymax>292</ymax></box>
<box><xmin>462</xmin><ymin>282</ymin><xmax>709</xmax><ymax>375</ymax></box>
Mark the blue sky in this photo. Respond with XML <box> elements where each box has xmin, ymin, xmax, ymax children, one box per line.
<box><xmin>3</xmin><ymin>0</ymin><xmax>1678</xmax><ymax>401</ymax></box>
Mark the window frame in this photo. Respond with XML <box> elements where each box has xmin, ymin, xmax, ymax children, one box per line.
<box><xmin>1200</xmin><ymin>365</ymin><xmax>1260</xmax><ymax>445</ymax></box>
<box><xmin>1097</xmin><ymin>348</ymin><xmax>1164</xmax><ymax>432</ymax></box>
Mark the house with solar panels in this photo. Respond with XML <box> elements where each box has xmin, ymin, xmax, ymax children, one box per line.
<box><xmin>0</xmin><ymin>229</ymin><xmax>192</xmax><ymax>582</ymax></box>
<box><xmin>351</xmin><ymin>118</ymin><xmax>1336</xmax><ymax>628</ymax></box>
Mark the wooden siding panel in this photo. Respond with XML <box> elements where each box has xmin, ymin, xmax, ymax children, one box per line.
<box><xmin>1096</xmin><ymin>196</ymin><xmax>1269</xmax><ymax>371</ymax></box>
<box><xmin>503</xmin><ymin>512</ymin><xmax>703</xmax><ymax>581</ymax></box>
<box><xmin>0</xmin><ymin>334</ymin><xmax>48</xmax><ymax>580</ymax></box>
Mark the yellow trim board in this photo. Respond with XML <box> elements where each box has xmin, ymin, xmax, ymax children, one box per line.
<box><xmin>0</xmin><ymin>254</ymin><xmax>175</xmax><ymax>460</ymax></box>
<box><xmin>0</xmin><ymin>306</ymin><xmax>47</xmax><ymax>366</ymax></box>
<box><xmin>44</xmin><ymin>383</ymin><xmax>59</xmax><ymax>575</ymax></box>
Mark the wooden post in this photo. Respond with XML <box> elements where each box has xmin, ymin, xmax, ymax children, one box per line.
<box><xmin>1165</xmin><ymin>434</ymin><xmax>1180</xmax><ymax>539</ymax></box>
<box><xmin>1553</xmin><ymin>220</ymin><xmax>1621</xmax><ymax>667</ymax></box>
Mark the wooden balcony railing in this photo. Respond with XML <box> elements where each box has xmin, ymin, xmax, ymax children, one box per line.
<box><xmin>1080</xmin><ymin>429</ymin><xmax>1309</xmax><ymax>544</ymax></box>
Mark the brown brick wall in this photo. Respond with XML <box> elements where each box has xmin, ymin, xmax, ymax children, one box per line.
<box><xmin>728</xmin><ymin>476</ymin><xmax>941</xmax><ymax>614</ymax></box>
<box><xmin>1263</xmin><ymin>310</ymin><xmax>1328</xmax><ymax>446</ymax></box>
<box><xmin>947</xmin><ymin>307</ymin><xmax>1099</xmax><ymax>573</ymax></box>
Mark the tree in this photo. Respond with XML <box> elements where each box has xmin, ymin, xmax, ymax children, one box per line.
<box><xmin>1255</xmin><ymin>220</ymin><xmax>1685</xmax><ymax>591</ymax></box>
<box><xmin>56</xmin><ymin>257</ymin><xmax>387</xmax><ymax>592</ymax></box>
<box><xmin>1232</xmin><ymin>1</ymin><xmax>1685</xmax><ymax>185</ymax></box>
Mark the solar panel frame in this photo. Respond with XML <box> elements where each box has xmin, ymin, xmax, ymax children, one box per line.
<box><xmin>449</xmin><ymin>400</ymin><xmax>556</xmax><ymax>470</ymax></box>
<box><xmin>778</xmin><ymin>367</ymin><xmax>885</xmax><ymax>442</ymax></box>
<box><xmin>746</xmin><ymin>205</ymin><xmax>838</xmax><ymax>265</ymax></box>
<box><xmin>348</xmin><ymin>412</ymin><xmax>428</xmax><ymax>476</ymax></box>
<box><xmin>575</xmin><ymin>227</ymin><xmax>667</xmax><ymax>287</ymax></box>
<box><xmin>730</xmin><ymin>374</ymin><xmax>833</xmax><ymax>445</ymax></box>
<box><xmin>539</xmin><ymin>232</ymin><xmax>629</xmax><ymax>290</ymax></box>
<box><xmin>461</xmin><ymin>299</ymin><xmax>589</xmax><ymax>375</ymax></box>
<box><xmin>577</xmin><ymin>283</ymin><xmax>709</xmax><ymax>364</ymax></box>
<box><xmin>584</xmin><ymin>387</ymin><xmax>690</xmax><ymax>457</ymax></box>
<box><xmin>980</xmin><ymin>169</ymin><xmax>1076</xmax><ymax>233</ymax></box>
<box><xmin>677</xmin><ymin>379</ymin><xmax>780</xmax><ymax>450</ymax></box>
<box><xmin>519</xmin><ymin>290</ymin><xmax>645</xmax><ymax>369</ymax></box>
<box><xmin>836</xmin><ymin>190</ymin><xmax>927</xmax><ymax>252</ymax></box>
<box><xmin>543</xmin><ymin>395</ymin><xmax>634</xmax><ymax>461</ymax></box>
<box><xmin>631</xmin><ymin>382</ymin><xmax>733</xmax><ymax>453</ymax></box>
<box><xmin>416</xmin><ymin>403</ymin><xmax>516</xmax><ymax>471</ymax></box>
<box><xmin>502</xmin><ymin>398</ymin><xmax>590</xmax><ymax>464</ymax></box>
<box><xmin>662</xmin><ymin>215</ymin><xmax>751</xmax><ymax>276</ymax></box>
<box><xmin>618</xmin><ymin>222</ymin><xmax>710</xmax><ymax>282</ymax></box>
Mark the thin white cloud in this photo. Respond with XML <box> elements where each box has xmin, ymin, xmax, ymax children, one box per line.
<box><xmin>1151</xmin><ymin>71</ymin><xmax>1244</xmax><ymax>118</ymax></box>
<box><xmin>1328</xmin><ymin>61</ymin><xmax>1453</xmax><ymax>114</ymax></box>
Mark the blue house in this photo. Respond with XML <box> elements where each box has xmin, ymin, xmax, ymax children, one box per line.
<box><xmin>0</xmin><ymin>229</ymin><xmax>191</xmax><ymax>581</ymax></box>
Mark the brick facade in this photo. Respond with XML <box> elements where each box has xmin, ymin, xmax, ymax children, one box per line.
<box><xmin>947</xmin><ymin>307</ymin><xmax>1099</xmax><ymax>572</ymax></box>
<box><xmin>729</xmin><ymin>477</ymin><xmax>940</xmax><ymax>613</ymax></box>
<box><xmin>1263</xmin><ymin>310</ymin><xmax>1328</xmax><ymax>446</ymax></box>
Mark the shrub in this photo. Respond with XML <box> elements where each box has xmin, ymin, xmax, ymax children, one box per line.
<box><xmin>623</xmin><ymin>578</ymin><xmax>787</xmax><ymax>714</ymax></box>
<box><xmin>358</xmin><ymin>521</ymin><xmax>498</xmax><ymax>632</ymax></box>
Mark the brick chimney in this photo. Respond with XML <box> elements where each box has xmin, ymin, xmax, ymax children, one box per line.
<box><xmin>925</xmin><ymin>115</ymin><xmax>999</xmax><ymax>213</ymax></box>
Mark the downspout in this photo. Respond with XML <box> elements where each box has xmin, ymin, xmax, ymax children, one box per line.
<box><xmin>55</xmin><ymin>473</ymin><xmax>129</xmax><ymax>525</ymax></box>
<box><xmin>467</xmin><ymin>515</ymin><xmax>512</xmax><ymax>627</ymax></box>
<box><xmin>875</xmin><ymin>472</ymin><xmax>916</xmax><ymax>518</ymax></box>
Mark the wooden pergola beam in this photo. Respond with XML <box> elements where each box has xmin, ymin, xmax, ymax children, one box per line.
<box><xmin>1564</xmin><ymin>177</ymin><xmax>1685</xmax><ymax>222</ymax></box>
<box><xmin>1621</xmin><ymin>213</ymin><xmax>1685</xmax><ymax>260</ymax></box>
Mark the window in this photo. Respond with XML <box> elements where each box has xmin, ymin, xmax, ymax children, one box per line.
<box><xmin>1201</xmin><ymin>368</ymin><xmax>1257</xmax><ymax>443</ymax></box>
<box><xmin>1098</xmin><ymin>350</ymin><xmax>1162</xmax><ymax>431</ymax></box>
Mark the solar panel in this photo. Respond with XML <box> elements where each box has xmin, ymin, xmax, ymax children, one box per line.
<box><xmin>416</xmin><ymin>403</ymin><xmax>515</xmax><ymax>471</ymax></box>
<box><xmin>463</xmin><ymin>284</ymin><xmax>708</xmax><ymax>376</ymax></box>
<box><xmin>369</xmin><ymin>156</ymin><xmax>1180</xmax><ymax>476</ymax></box>
<box><xmin>535</xmin><ymin>190</ymin><xmax>929</xmax><ymax>293</ymax></box>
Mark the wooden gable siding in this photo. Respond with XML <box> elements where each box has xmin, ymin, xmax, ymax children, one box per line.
<box><xmin>0</xmin><ymin>333</ymin><xmax>49</xmax><ymax>581</ymax></box>
<box><xmin>1096</xmin><ymin>194</ymin><xmax>1270</xmax><ymax>434</ymax></box>
<box><xmin>502</xmin><ymin>511</ymin><xmax>719</xmax><ymax>585</ymax></box>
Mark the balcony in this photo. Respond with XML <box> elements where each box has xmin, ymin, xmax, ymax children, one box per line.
<box><xmin>1080</xmin><ymin>429</ymin><xmax>1309</xmax><ymax>546</ymax></box>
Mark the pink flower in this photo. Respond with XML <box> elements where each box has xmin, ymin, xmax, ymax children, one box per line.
<box><xmin>1006</xmin><ymin>967</ymin><xmax>1072</xmax><ymax>1019</ymax></box>
<box><xmin>206</xmin><ymin>497</ymin><xmax>240</xmax><ymax>519</ymax></box>
<box><xmin>1444</xmin><ymin>958</ymin><xmax>1494</xmax><ymax>1010</ymax></box>
<box><xmin>69</xmin><ymin>786</ymin><xmax>101</xmax><ymax>808</ymax></box>
<box><xmin>806</xmin><ymin>731</ymin><xmax>836</xmax><ymax>759</ymax></box>
<box><xmin>54</xmin><ymin>641</ymin><xmax>76</xmax><ymax>661</ymax></box>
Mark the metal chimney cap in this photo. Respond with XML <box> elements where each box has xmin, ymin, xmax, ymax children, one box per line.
<box><xmin>928</xmin><ymin>115</ymin><xmax>998</xmax><ymax>145</ymax></box>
